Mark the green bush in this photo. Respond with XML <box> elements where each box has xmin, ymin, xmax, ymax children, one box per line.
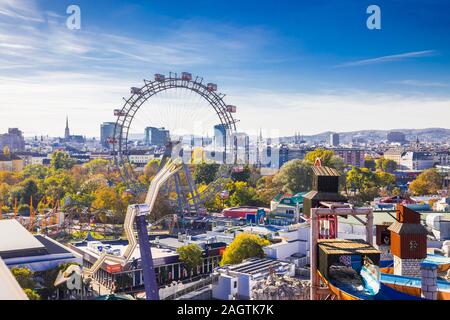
<box><xmin>24</xmin><ymin>288</ymin><xmax>41</xmax><ymax>300</ymax></box>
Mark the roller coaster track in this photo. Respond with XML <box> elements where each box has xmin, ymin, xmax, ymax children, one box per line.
<box><xmin>84</xmin><ymin>160</ymin><xmax>182</xmax><ymax>277</ymax></box>
<box><xmin>195</xmin><ymin>165</ymin><xmax>232</xmax><ymax>205</ymax></box>
<box><xmin>164</xmin><ymin>164</ymin><xmax>232</xmax><ymax>213</ymax></box>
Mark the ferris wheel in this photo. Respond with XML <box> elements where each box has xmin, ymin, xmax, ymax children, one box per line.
<box><xmin>111</xmin><ymin>72</ymin><xmax>239</xmax><ymax>213</ymax></box>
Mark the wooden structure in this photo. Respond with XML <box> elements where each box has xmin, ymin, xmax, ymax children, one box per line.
<box><xmin>310</xmin><ymin>205</ymin><xmax>374</xmax><ymax>300</ymax></box>
<box><xmin>388</xmin><ymin>204</ymin><xmax>427</xmax><ymax>259</ymax></box>
<box><xmin>303</xmin><ymin>166</ymin><xmax>346</xmax><ymax>218</ymax></box>
<box><xmin>317</xmin><ymin>239</ymin><xmax>380</xmax><ymax>280</ymax></box>
<box><xmin>375</xmin><ymin>223</ymin><xmax>391</xmax><ymax>246</ymax></box>
<box><xmin>307</xmin><ymin>163</ymin><xmax>375</xmax><ymax>300</ymax></box>
<box><xmin>388</xmin><ymin>204</ymin><xmax>427</xmax><ymax>276</ymax></box>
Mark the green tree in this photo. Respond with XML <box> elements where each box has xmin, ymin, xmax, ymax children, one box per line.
<box><xmin>43</xmin><ymin>172</ymin><xmax>75</xmax><ymax>200</ymax></box>
<box><xmin>346</xmin><ymin>167</ymin><xmax>376</xmax><ymax>192</ymax></box>
<box><xmin>177</xmin><ymin>244</ymin><xmax>203</xmax><ymax>277</ymax></box>
<box><xmin>8</xmin><ymin>185</ymin><xmax>25</xmax><ymax>205</ymax></box>
<box><xmin>0</xmin><ymin>171</ymin><xmax>21</xmax><ymax>185</ymax></box>
<box><xmin>364</xmin><ymin>157</ymin><xmax>376</xmax><ymax>171</ymax></box>
<box><xmin>17</xmin><ymin>203</ymin><xmax>30</xmax><ymax>214</ymax></box>
<box><xmin>376</xmin><ymin>158</ymin><xmax>398</xmax><ymax>173</ymax></box>
<box><xmin>194</xmin><ymin>163</ymin><xmax>220</xmax><ymax>185</ymax></box>
<box><xmin>11</xmin><ymin>267</ymin><xmax>36</xmax><ymax>292</ymax></box>
<box><xmin>80</xmin><ymin>174</ymin><xmax>109</xmax><ymax>195</ymax></box>
<box><xmin>144</xmin><ymin>159</ymin><xmax>161</xmax><ymax>175</ymax></box>
<box><xmin>0</xmin><ymin>182</ymin><xmax>11</xmax><ymax>204</ymax></box>
<box><xmin>139</xmin><ymin>159</ymin><xmax>162</xmax><ymax>186</ymax></box>
<box><xmin>409</xmin><ymin>168</ymin><xmax>443</xmax><ymax>196</ymax></box>
<box><xmin>92</xmin><ymin>187</ymin><xmax>117</xmax><ymax>211</ymax></box>
<box><xmin>231</xmin><ymin>165</ymin><xmax>251</xmax><ymax>183</ymax></box>
<box><xmin>204</xmin><ymin>192</ymin><xmax>227</xmax><ymax>212</ymax></box>
<box><xmin>229</xmin><ymin>181</ymin><xmax>260</xmax><ymax>207</ymax></box>
<box><xmin>381</xmin><ymin>159</ymin><xmax>397</xmax><ymax>172</ymax></box>
<box><xmin>255</xmin><ymin>175</ymin><xmax>281</xmax><ymax>206</ymax></box>
<box><xmin>375</xmin><ymin>171</ymin><xmax>396</xmax><ymax>189</ymax></box>
<box><xmin>50</xmin><ymin>151</ymin><xmax>75</xmax><ymax>171</ymax></box>
<box><xmin>220</xmin><ymin>233</ymin><xmax>270</xmax><ymax>266</ymax></box>
<box><xmin>346</xmin><ymin>166</ymin><xmax>397</xmax><ymax>204</ymax></box>
<box><xmin>83</xmin><ymin>158</ymin><xmax>110</xmax><ymax>176</ymax></box>
<box><xmin>273</xmin><ymin>159</ymin><xmax>312</xmax><ymax>194</ymax></box>
<box><xmin>304</xmin><ymin>148</ymin><xmax>345</xmax><ymax>171</ymax></box>
<box><xmin>354</xmin><ymin>187</ymin><xmax>380</xmax><ymax>205</ymax></box>
<box><xmin>23</xmin><ymin>288</ymin><xmax>41</xmax><ymax>300</ymax></box>
<box><xmin>392</xmin><ymin>187</ymin><xmax>402</xmax><ymax>196</ymax></box>
<box><xmin>305</xmin><ymin>148</ymin><xmax>334</xmax><ymax>165</ymax></box>
<box><xmin>20</xmin><ymin>178</ymin><xmax>40</xmax><ymax>207</ymax></box>
<box><xmin>22</xmin><ymin>164</ymin><xmax>49</xmax><ymax>180</ymax></box>
<box><xmin>92</xmin><ymin>187</ymin><xmax>117</xmax><ymax>221</ymax></box>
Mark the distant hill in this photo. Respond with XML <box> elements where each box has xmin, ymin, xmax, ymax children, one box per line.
<box><xmin>282</xmin><ymin>128</ymin><xmax>450</xmax><ymax>144</ymax></box>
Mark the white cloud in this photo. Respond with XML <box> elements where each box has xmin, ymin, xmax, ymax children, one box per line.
<box><xmin>392</xmin><ymin>79</ymin><xmax>449</xmax><ymax>88</ymax></box>
<box><xmin>0</xmin><ymin>0</ymin><xmax>44</xmax><ymax>22</ymax></box>
<box><xmin>335</xmin><ymin>50</ymin><xmax>437</xmax><ymax>67</ymax></box>
<box><xmin>0</xmin><ymin>3</ymin><xmax>271</xmax><ymax>78</ymax></box>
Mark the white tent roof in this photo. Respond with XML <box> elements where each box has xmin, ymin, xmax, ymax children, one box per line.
<box><xmin>0</xmin><ymin>220</ymin><xmax>45</xmax><ymax>254</ymax></box>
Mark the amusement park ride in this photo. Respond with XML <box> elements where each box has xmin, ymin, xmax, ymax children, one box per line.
<box><xmin>112</xmin><ymin>72</ymin><xmax>239</xmax><ymax>215</ymax></box>
<box><xmin>84</xmin><ymin>159</ymin><xmax>182</xmax><ymax>299</ymax></box>
<box><xmin>0</xmin><ymin>196</ymin><xmax>65</xmax><ymax>234</ymax></box>
<box><xmin>84</xmin><ymin>72</ymin><xmax>241</xmax><ymax>299</ymax></box>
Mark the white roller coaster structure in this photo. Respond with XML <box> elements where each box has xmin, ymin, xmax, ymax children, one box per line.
<box><xmin>84</xmin><ymin>159</ymin><xmax>182</xmax><ymax>277</ymax></box>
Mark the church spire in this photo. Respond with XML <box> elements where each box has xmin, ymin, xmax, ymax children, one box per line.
<box><xmin>65</xmin><ymin>116</ymin><xmax>70</xmax><ymax>140</ymax></box>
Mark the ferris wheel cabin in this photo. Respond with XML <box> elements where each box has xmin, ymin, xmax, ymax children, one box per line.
<box><xmin>106</xmin><ymin>137</ymin><xmax>117</xmax><ymax>145</ymax></box>
<box><xmin>207</xmin><ymin>83</ymin><xmax>217</xmax><ymax>92</ymax></box>
<box><xmin>114</xmin><ymin>109</ymin><xmax>126</xmax><ymax>117</ymax></box>
<box><xmin>154</xmin><ymin>74</ymin><xmax>165</xmax><ymax>82</ymax></box>
<box><xmin>226</xmin><ymin>105</ymin><xmax>237</xmax><ymax>113</ymax></box>
<box><xmin>131</xmin><ymin>87</ymin><xmax>142</xmax><ymax>95</ymax></box>
<box><xmin>181</xmin><ymin>72</ymin><xmax>192</xmax><ymax>81</ymax></box>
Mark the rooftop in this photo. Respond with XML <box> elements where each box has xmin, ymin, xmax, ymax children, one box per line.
<box><xmin>223</xmin><ymin>258</ymin><xmax>292</xmax><ymax>276</ymax></box>
<box><xmin>0</xmin><ymin>220</ymin><xmax>46</xmax><ymax>259</ymax></box>
<box><xmin>388</xmin><ymin>222</ymin><xmax>428</xmax><ymax>235</ymax></box>
<box><xmin>318</xmin><ymin>239</ymin><xmax>380</xmax><ymax>256</ymax></box>
<box><xmin>73</xmin><ymin>240</ymin><xmax>179</xmax><ymax>266</ymax></box>
<box><xmin>311</xmin><ymin>166</ymin><xmax>340</xmax><ymax>177</ymax></box>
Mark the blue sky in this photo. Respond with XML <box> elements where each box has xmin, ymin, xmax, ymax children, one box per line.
<box><xmin>0</xmin><ymin>0</ymin><xmax>450</xmax><ymax>137</ymax></box>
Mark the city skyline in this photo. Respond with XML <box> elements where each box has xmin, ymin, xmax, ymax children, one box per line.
<box><xmin>1</xmin><ymin>0</ymin><xmax>450</xmax><ymax>137</ymax></box>
<box><xmin>14</xmin><ymin>119</ymin><xmax>450</xmax><ymax>142</ymax></box>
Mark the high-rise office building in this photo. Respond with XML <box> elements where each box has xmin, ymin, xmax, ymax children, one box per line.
<box><xmin>100</xmin><ymin>122</ymin><xmax>119</xmax><ymax>148</ymax></box>
<box><xmin>232</xmin><ymin>132</ymin><xmax>250</xmax><ymax>164</ymax></box>
<box><xmin>330</xmin><ymin>133</ymin><xmax>340</xmax><ymax>146</ymax></box>
<box><xmin>144</xmin><ymin>127</ymin><xmax>170</xmax><ymax>146</ymax></box>
<box><xmin>214</xmin><ymin>124</ymin><xmax>228</xmax><ymax>149</ymax></box>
